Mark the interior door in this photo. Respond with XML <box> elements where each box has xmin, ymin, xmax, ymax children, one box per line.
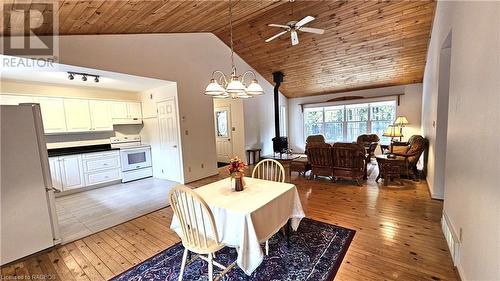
<box><xmin>214</xmin><ymin>106</ymin><xmax>233</xmax><ymax>163</ymax></box>
<box><xmin>157</xmin><ymin>99</ymin><xmax>181</xmax><ymax>182</ymax></box>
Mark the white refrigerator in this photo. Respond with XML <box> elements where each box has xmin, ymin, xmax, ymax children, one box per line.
<box><xmin>1</xmin><ymin>103</ymin><xmax>61</xmax><ymax>265</ymax></box>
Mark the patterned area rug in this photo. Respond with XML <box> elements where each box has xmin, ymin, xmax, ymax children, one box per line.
<box><xmin>111</xmin><ymin>218</ymin><xmax>355</xmax><ymax>281</ymax></box>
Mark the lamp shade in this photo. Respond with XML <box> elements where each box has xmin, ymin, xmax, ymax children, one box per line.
<box><xmin>394</xmin><ymin>116</ymin><xmax>409</xmax><ymax>126</ymax></box>
<box><xmin>383</xmin><ymin>125</ymin><xmax>403</xmax><ymax>138</ymax></box>
<box><xmin>226</xmin><ymin>78</ymin><xmax>246</xmax><ymax>93</ymax></box>
<box><xmin>205</xmin><ymin>79</ymin><xmax>225</xmax><ymax>96</ymax></box>
<box><xmin>245</xmin><ymin>79</ymin><xmax>264</xmax><ymax>95</ymax></box>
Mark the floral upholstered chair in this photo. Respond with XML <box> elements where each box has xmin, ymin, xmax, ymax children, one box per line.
<box><xmin>391</xmin><ymin>135</ymin><xmax>428</xmax><ymax>179</ymax></box>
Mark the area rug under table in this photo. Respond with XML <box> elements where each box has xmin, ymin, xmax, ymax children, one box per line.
<box><xmin>111</xmin><ymin>218</ymin><xmax>355</xmax><ymax>281</ymax></box>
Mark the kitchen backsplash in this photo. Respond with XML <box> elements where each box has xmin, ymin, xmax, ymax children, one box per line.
<box><xmin>45</xmin><ymin>124</ymin><xmax>143</xmax><ymax>147</ymax></box>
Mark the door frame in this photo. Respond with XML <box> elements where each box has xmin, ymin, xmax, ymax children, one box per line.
<box><xmin>214</xmin><ymin>104</ymin><xmax>233</xmax><ymax>163</ymax></box>
<box><xmin>156</xmin><ymin>96</ymin><xmax>184</xmax><ymax>183</ymax></box>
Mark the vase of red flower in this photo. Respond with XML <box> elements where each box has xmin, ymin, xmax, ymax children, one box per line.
<box><xmin>228</xmin><ymin>156</ymin><xmax>246</xmax><ymax>192</ymax></box>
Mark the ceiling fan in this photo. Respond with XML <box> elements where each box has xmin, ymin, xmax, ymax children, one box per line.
<box><xmin>265</xmin><ymin>15</ymin><xmax>325</xmax><ymax>46</ymax></box>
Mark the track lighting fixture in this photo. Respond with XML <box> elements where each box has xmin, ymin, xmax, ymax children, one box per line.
<box><xmin>67</xmin><ymin>72</ymin><xmax>100</xmax><ymax>83</ymax></box>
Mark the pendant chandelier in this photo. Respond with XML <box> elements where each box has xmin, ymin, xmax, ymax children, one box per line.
<box><xmin>204</xmin><ymin>0</ymin><xmax>264</xmax><ymax>99</ymax></box>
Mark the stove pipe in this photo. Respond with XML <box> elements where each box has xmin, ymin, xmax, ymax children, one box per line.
<box><xmin>272</xmin><ymin>71</ymin><xmax>288</xmax><ymax>154</ymax></box>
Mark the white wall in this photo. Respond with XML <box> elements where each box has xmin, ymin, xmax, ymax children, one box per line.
<box><xmin>48</xmin><ymin>33</ymin><xmax>283</xmax><ymax>183</ymax></box>
<box><xmin>288</xmin><ymin>83</ymin><xmax>423</xmax><ymax>153</ymax></box>
<box><xmin>422</xmin><ymin>1</ymin><xmax>500</xmax><ymax>280</ymax></box>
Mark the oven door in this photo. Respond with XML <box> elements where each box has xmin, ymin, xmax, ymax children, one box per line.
<box><xmin>120</xmin><ymin>147</ymin><xmax>152</xmax><ymax>172</ymax></box>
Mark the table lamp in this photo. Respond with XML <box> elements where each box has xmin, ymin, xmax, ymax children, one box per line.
<box><xmin>394</xmin><ymin>116</ymin><xmax>409</xmax><ymax>141</ymax></box>
<box><xmin>383</xmin><ymin>125</ymin><xmax>403</xmax><ymax>158</ymax></box>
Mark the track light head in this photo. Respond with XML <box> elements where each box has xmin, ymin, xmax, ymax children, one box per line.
<box><xmin>94</xmin><ymin>76</ymin><xmax>99</xmax><ymax>83</ymax></box>
<box><xmin>68</xmin><ymin>73</ymin><xmax>74</xmax><ymax>80</ymax></box>
<box><xmin>82</xmin><ymin>75</ymin><xmax>87</xmax><ymax>82</ymax></box>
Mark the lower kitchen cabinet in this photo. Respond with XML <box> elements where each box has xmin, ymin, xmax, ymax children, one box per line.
<box><xmin>49</xmin><ymin>151</ymin><xmax>121</xmax><ymax>192</ymax></box>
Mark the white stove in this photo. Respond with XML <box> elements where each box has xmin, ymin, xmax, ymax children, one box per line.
<box><xmin>110</xmin><ymin>135</ymin><xmax>152</xmax><ymax>182</ymax></box>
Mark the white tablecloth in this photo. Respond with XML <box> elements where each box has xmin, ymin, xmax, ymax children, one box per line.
<box><xmin>170</xmin><ymin>177</ymin><xmax>305</xmax><ymax>275</ymax></box>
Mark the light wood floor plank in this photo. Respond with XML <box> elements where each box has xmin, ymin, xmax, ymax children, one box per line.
<box><xmin>1</xmin><ymin>165</ymin><xmax>459</xmax><ymax>280</ymax></box>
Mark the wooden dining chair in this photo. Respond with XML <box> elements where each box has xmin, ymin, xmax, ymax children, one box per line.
<box><xmin>251</xmin><ymin>159</ymin><xmax>286</xmax><ymax>255</ymax></box>
<box><xmin>169</xmin><ymin>185</ymin><xmax>235</xmax><ymax>281</ymax></box>
<box><xmin>252</xmin><ymin>159</ymin><xmax>286</xmax><ymax>183</ymax></box>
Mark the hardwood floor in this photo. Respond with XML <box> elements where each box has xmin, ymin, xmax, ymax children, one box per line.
<box><xmin>0</xmin><ymin>164</ymin><xmax>459</xmax><ymax>280</ymax></box>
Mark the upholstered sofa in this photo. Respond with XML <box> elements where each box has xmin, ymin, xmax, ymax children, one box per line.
<box><xmin>307</xmin><ymin>142</ymin><xmax>366</xmax><ymax>185</ymax></box>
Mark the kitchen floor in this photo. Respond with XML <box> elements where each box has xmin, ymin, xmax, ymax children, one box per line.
<box><xmin>55</xmin><ymin>177</ymin><xmax>178</xmax><ymax>244</ymax></box>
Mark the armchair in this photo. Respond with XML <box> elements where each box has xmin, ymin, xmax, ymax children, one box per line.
<box><xmin>290</xmin><ymin>135</ymin><xmax>327</xmax><ymax>178</ymax></box>
<box><xmin>356</xmin><ymin>134</ymin><xmax>380</xmax><ymax>179</ymax></box>
<box><xmin>307</xmin><ymin>143</ymin><xmax>334</xmax><ymax>180</ymax></box>
<box><xmin>392</xmin><ymin>135</ymin><xmax>428</xmax><ymax>179</ymax></box>
<box><xmin>332</xmin><ymin>143</ymin><xmax>366</xmax><ymax>186</ymax></box>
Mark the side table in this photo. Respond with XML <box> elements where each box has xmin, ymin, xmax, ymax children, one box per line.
<box><xmin>246</xmin><ymin>148</ymin><xmax>261</xmax><ymax>165</ymax></box>
<box><xmin>375</xmin><ymin>154</ymin><xmax>405</xmax><ymax>186</ymax></box>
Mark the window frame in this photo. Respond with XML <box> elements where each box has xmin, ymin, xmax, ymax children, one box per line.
<box><xmin>303</xmin><ymin>98</ymin><xmax>397</xmax><ymax>143</ymax></box>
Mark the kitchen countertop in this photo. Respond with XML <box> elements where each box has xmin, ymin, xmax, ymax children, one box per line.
<box><xmin>48</xmin><ymin>144</ymin><xmax>119</xmax><ymax>157</ymax></box>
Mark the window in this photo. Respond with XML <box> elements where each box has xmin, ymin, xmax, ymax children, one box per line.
<box><xmin>304</xmin><ymin>100</ymin><xmax>396</xmax><ymax>143</ymax></box>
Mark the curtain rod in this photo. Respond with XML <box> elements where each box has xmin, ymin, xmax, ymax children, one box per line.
<box><xmin>299</xmin><ymin>93</ymin><xmax>405</xmax><ymax>112</ymax></box>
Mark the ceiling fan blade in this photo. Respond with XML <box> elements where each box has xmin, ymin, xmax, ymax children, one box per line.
<box><xmin>268</xmin><ymin>24</ymin><xmax>290</xmax><ymax>29</ymax></box>
<box><xmin>295</xmin><ymin>16</ymin><xmax>315</xmax><ymax>28</ymax></box>
<box><xmin>265</xmin><ymin>30</ymin><xmax>288</xmax><ymax>42</ymax></box>
<box><xmin>299</xmin><ymin>27</ymin><xmax>325</xmax><ymax>34</ymax></box>
<box><xmin>291</xmin><ymin>30</ymin><xmax>299</xmax><ymax>46</ymax></box>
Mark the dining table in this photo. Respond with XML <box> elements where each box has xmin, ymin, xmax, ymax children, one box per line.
<box><xmin>170</xmin><ymin>176</ymin><xmax>305</xmax><ymax>276</ymax></box>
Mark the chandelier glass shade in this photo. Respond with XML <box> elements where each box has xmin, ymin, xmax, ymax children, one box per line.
<box><xmin>204</xmin><ymin>0</ymin><xmax>264</xmax><ymax>99</ymax></box>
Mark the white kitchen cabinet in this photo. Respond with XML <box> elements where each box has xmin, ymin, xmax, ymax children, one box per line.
<box><xmin>0</xmin><ymin>94</ymin><xmax>34</xmax><ymax>105</ymax></box>
<box><xmin>59</xmin><ymin>155</ymin><xmax>85</xmax><ymax>190</ymax></box>
<box><xmin>64</xmin><ymin>99</ymin><xmax>92</xmax><ymax>132</ymax></box>
<box><xmin>111</xmin><ymin>101</ymin><xmax>128</xmax><ymax>119</ymax></box>
<box><xmin>48</xmin><ymin>157</ymin><xmax>63</xmax><ymax>190</ymax></box>
<box><xmin>111</xmin><ymin>101</ymin><xmax>142</xmax><ymax>124</ymax></box>
<box><xmin>127</xmin><ymin>102</ymin><xmax>142</xmax><ymax>119</ymax></box>
<box><xmin>34</xmin><ymin>97</ymin><xmax>67</xmax><ymax>134</ymax></box>
<box><xmin>89</xmin><ymin>100</ymin><xmax>113</xmax><ymax>131</ymax></box>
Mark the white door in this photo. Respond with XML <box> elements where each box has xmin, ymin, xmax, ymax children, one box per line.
<box><xmin>127</xmin><ymin>102</ymin><xmax>142</xmax><ymax>119</ymax></box>
<box><xmin>111</xmin><ymin>101</ymin><xmax>128</xmax><ymax>118</ymax></box>
<box><xmin>48</xmin><ymin>157</ymin><xmax>63</xmax><ymax>190</ymax></box>
<box><xmin>64</xmin><ymin>99</ymin><xmax>92</xmax><ymax>132</ymax></box>
<box><xmin>0</xmin><ymin>94</ymin><xmax>34</xmax><ymax>105</ymax></box>
<box><xmin>59</xmin><ymin>155</ymin><xmax>84</xmax><ymax>190</ymax></box>
<box><xmin>34</xmin><ymin>97</ymin><xmax>67</xmax><ymax>134</ymax></box>
<box><xmin>157</xmin><ymin>99</ymin><xmax>181</xmax><ymax>182</ymax></box>
<box><xmin>89</xmin><ymin>100</ymin><xmax>113</xmax><ymax>131</ymax></box>
<box><xmin>214</xmin><ymin>106</ymin><xmax>233</xmax><ymax>163</ymax></box>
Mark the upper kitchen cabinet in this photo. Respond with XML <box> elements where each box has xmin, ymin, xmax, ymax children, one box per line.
<box><xmin>89</xmin><ymin>100</ymin><xmax>113</xmax><ymax>131</ymax></box>
<box><xmin>111</xmin><ymin>101</ymin><xmax>142</xmax><ymax>124</ymax></box>
<box><xmin>64</xmin><ymin>99</ymin><xmax>92</xmax><ymax>132</ymax></box>
<box><xmin>0</xmin><ymin>94</ymin><xmax>34</xmax><ymax>105</ymax></box>
<box><xmin>34</xmin><ymin>97</ymin><xmax>68</xmax><ymax>134</ymax></box>
<box><xmin>127</xmin><ymin>102</ymin><xmax>142</xmax><ymax>119</ymax></box>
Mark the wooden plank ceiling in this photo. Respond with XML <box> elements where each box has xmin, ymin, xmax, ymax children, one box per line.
<box><xmin>3</xmin><ymin>0</ymin><xmax>436</xmax><ymax>98</ymax></box>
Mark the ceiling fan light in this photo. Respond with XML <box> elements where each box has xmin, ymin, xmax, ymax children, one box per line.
<box><xmin>226</xmin><ymin>78</ymin><xmax>246</xmax><ymax>93</ymax></box>
<box><xmin>205</xmin><ymin>79</ymin><xmax>226</xmax><ymax>96</ymax></box>
<box><xmin>246</xmin><ymin>79</ymin><xmax>264</xmax><ymax>95</ymax></box>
